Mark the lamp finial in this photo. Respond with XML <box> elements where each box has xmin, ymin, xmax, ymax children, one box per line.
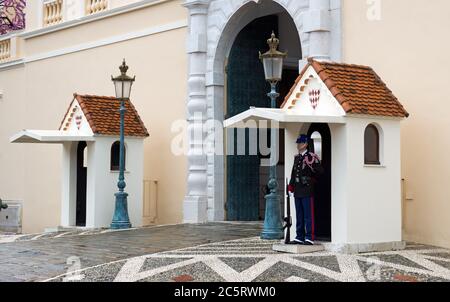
<box><xmin>267</xmin><ymin>31</ymin><xmax>280</xmax><ymax>51</ymax></box>
<box><xmin>119</xmin><ymin>59</ymin><xmax>129</xmax><ymax>75</ymax></box>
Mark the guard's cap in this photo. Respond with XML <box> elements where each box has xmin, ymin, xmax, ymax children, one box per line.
<box><xmin>296</xmin><ymin>134</ymin><xmax>309</xmax><ymax>144</ymax></box>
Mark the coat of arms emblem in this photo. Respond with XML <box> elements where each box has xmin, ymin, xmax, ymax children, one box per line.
<box><xmin>75</xmin><ymin>115</ymin><xmax>83</xmax><ymax>130</ymax></box>
<box><xmin>309</xmin><ymin>89</ymin><xmax>321</xmax><ymax>110</ymax></box>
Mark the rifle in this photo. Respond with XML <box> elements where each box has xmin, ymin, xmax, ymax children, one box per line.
<box><xmin>283</xmin><ymin>179</ymin><xmax>293</xmax><ymax>244</ymax></box>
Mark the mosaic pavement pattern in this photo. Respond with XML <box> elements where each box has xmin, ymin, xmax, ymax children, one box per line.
<box><xmin>46</xmin><ymin>238</ymin><xmax>450</xmax><ymax>283</ymax></box>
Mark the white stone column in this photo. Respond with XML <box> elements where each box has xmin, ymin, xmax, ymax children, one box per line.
<box><xmin>329</xmin><ymin>0</ymin><xmax>342</xmax><ymax>61</ymax></box>
<box><xmin>301</xmin><ymin>0</ymin><xmax>331</xmax><ymax>68</ymax></box>
<box><xmin>183</xmin><ymin>0</ymin><xmax>210</xmax><ymax>223</ymax></box>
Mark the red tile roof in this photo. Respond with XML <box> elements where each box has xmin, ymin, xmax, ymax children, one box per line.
<box><xmin>282</xmin><ymin>58</ymin><xmax>409</xmax><ymax>118</ymax></box>
<box><xmin>61</xmin><ymin>94</ymin><xmax>149</xmax><ymax>137</ymax></box>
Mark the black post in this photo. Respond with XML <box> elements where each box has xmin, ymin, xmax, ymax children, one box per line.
<box><xmin>283</xmin><ymin>179</ymin><xmax>293</xmax><ymax>244</ymax></box>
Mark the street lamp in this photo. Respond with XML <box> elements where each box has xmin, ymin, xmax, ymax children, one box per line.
<box><xmin>259</xmin><ymin>32</ymin><xmax>287</xmax><ymax>240</ymax></box>
<box><xmin>110</xmin><ymin>59</ymin><xmax>135</xmax><ymax>230</ymax></box>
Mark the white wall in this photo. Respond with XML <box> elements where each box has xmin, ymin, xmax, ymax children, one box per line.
<box><xmin>0</xmin><ymin>0</ymin><xmax>187</xmax><ymax>233</ymax></box>
<box><xmin>330</xmin><ymin>123</ymin><xmax>348</xmax><ymax>244</ymax></box>
<box><xmin>61</xmin><ymin>142</ymin><xmax>77</xmax><ymax>226</ymax></box>
<box><xmin>89</xmin><ymin>136</ymin><xmax>144</xmax><ymax>228</ymax></box>
<box><xmin>345</xmin><ymin>116</ymin><xmax>402</xmax><ymax>244</ymax></box>
<box><xmin>61</xmin><ymin>136</ymin><xmax>144</xmax><ymax>229</ymax></box>
<box><xmin>342</xmin><ymin>0</ymin><xmax>450</xmax><ymax>250</ymax></box>
<box><xmin>284</xmin><ymin>117</ymin><xmax>403</xmax><ymax>246</ymax></box>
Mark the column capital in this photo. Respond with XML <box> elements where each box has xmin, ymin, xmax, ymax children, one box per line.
<box><xmin>309</xmin><ymin>0</ymin><xmax>330</xmax><ymax>10</ymax></box>
<box><xmin>183</xmin><ymin>0</ymin><xmax>210</xmax><ymax>13</ymax></box>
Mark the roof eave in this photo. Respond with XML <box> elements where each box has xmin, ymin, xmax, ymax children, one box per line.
<box><xmin>346</xmin><ymin>113</ymin><xmax>407</xmax><ymax>121</ymax></box>
<box><xmin>93</xmin><ymin>133</ymin><xmax>149</xmax><ymax>139</ymax></box>
<box><xmin>280</xmin><ymin>62</ymin><xmax>312</xmax><ymax>108</ymax></box>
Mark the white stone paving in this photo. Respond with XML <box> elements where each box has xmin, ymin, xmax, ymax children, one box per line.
<box><xmin>0</xmin><ymin>227</ymin><xmax>140</xmax><ymax>244</ymax></box>
<box><xmin>0</xmin><ymin>234</ymin><xmax>24</xmax><ymax>243</ymax></box>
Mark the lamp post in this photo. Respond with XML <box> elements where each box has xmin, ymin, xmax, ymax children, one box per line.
<box><xmin>259</xmin><ymin>32</ymin><xmax>287</xmax><ymax>240</ymax></box>
<box><xmin>110</xmin><ymin>59</ymin><xmax>135</xmax><ymax>230</ymax></box>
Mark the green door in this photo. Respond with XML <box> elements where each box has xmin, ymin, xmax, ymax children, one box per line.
<box><xmin>226</xmin><ymin>16</ymin><xmax>278</xmax><ymax>221</ymax></box>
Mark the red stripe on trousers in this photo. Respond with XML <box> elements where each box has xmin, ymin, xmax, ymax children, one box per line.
<box><xmin>310</xmin><ymin>197</ymin><xmax>315</xmax><ymax>241</ymax></box>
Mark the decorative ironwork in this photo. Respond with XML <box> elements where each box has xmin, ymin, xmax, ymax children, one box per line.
<box><xmin>309</xmin><ymin>89</ymin><xmax>321</xmax><ymax>110</ymax></box>
<box><xmin>0</xmin><ymin>0</ymin><xmax>26</xmax><ymax>35</ymax></box>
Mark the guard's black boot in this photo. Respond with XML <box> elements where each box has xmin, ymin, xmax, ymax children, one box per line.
<box><xmin>292</xmin><ymin>239</ymin><xmax>305</xmax><ymax>245</ymax></box>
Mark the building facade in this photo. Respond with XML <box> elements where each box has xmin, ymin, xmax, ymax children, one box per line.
<box><xmin>0</xmin><ymin>0</ymin><xmax>449</xmax><ymax>249</ymax></box>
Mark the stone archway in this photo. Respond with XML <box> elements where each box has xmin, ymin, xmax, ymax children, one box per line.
<box><xmin>207</xmin><ymin>0</ymin><xmax>308</xmax><ymax>77</ymax></box>
<box><xmin>183</xmin><ymin>0</ymin><xmax>341</xmax><ymax>223</ymax></box>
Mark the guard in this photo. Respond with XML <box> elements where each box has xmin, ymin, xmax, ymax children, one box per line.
<box><xmin>288</xmin><ymin>134</ymin><xmax>323</xmax><ymax>245</ymax></box>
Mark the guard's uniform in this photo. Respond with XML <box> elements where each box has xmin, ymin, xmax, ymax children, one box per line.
<box><xmin>289</xmin><ymin>148</ymin><xmax>323</xmax><ymax>243</ymax></box>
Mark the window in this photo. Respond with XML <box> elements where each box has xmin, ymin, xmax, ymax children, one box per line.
<box><xmin>364</xmin><ymin>124</ymin><xmax>380</xmax><ymax>165</ymax></box>
<box><xmin>311</xmin><ymin>131</ymin><xmax>322</xmax><ymax>160</ymax></box>
<box><xmin>83</xmin><ymin>145</ymin><xmax>88</xmax><ymax>168</ymax></box>
<box><xmin>111</xmin><ymin>141</ymin><xmax>125</xmax><ymax>171</ymax></box>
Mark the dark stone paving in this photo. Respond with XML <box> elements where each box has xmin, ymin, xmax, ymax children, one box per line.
<box><xmin>429</xmin><ymin>259</ymin><xmax>450</xmax><ymax>270</ymax></box>
<box><xmin>69</xmin><ymin>261</ymin><xmax>126</xmax><ymax>283</ymax></box>
<box><xmin>141</xmin><ymin>257</ymin><xmax>193</xmax><ymax>273</ymax></box>
<box><xmin>253</xmin><ymin>262</ymin><xmax>337</xmax><ymax>282</ymax></box>
<box><xmin>139</xmin><ymin>262</ymin><xmax>226</xmax><ymax>283</ymax></box>
<box><xmin>294</xmin><ymin>255</ymin><xmax>341</xmax><ymax>273</ymax></box>
<box><xmin>0</xmin><ymin>223</ymin><xmax>262</xmax><ymax>282</ymax></box>
<box><xmin>424</xmin><ymin>252</ymin><xmax>450</xmax><ymax>259</ymax></box>
<box><xmin>219</xmin><ymin>257</ymin><xmax>266</xmax><ymax>273</ymax></box>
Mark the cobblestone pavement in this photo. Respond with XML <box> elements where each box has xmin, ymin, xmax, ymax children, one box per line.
<box><xmin>47</xmin><ymin>238</ymin><xmax>450</xmax><ymax>282</ymax></box>
<box><xmin>0</xmin><ymin>223</ymin><xmax>262</xmax><ymax>282</ymax></box>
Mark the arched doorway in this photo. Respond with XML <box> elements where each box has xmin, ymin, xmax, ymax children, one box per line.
<box><xmin>76</xmin><ymin>141</ymin><xmax>87</xmax><ymax>227</ymax></box>
<box><xmin>308</xmin><ymin>123</ymin><xmax>332</xmax><ymax>241</ymax></box>
<box><xmin>224</xmin><ymin>5</ymin><xmax>302</xmax><ymax>221</ymax></box>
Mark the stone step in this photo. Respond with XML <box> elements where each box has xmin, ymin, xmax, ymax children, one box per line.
<box><xmin>273</xmin><ymin>243</ymin><xmax>325</xmax><ymax>254</ymax></box>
